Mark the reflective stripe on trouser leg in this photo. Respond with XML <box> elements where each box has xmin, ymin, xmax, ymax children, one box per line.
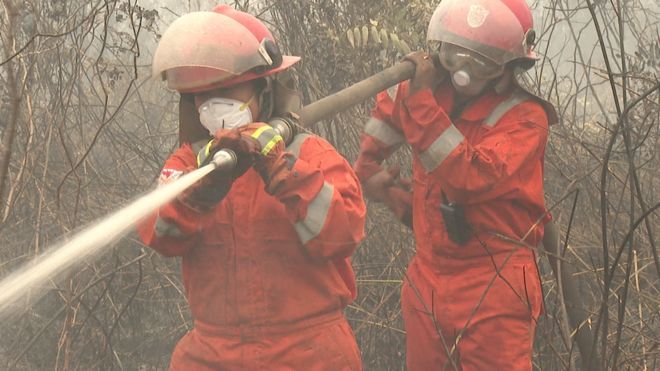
<box><xmin>294</xmin><ymin>182</ymin><xmax>334</xmax><ymax>244</ymax></box>
<box><xmin>363</xmin><ymin>117</ymin><xmax>405</xmax><ymax>147</ymax></box>
<box><xmin>419</xmin><ymin>125</ymin><xmax>464</xmax><ymax>172</ymax></box>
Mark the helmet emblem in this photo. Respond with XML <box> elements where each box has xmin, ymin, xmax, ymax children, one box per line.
<box><xmin>467</xmin><ymin>4</ymin><xmax>489</xmax><ymax>28</ymax></box>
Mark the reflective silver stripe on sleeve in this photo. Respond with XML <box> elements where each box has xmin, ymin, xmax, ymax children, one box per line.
<box><xmin>386</xmin><ymin>84</ymin><xmax>398</xmax><ymax>100</ymax></box>
<box><xmin>484</xmin><ymin>91</ymin><xmax>530</xmax><ymax>127</ymax></box>
<box><xmin>154</xmin><ymin>216</ymin><xmax>184</xmax><ymax>238</ymax></box>
<box><xmin>285</xmin><ymin>133</ymin><xmax>311</xmax><ymax>158</ymax></box>
<box><xmin>419</xmin><ymin>125</ymin><xmax>465</xmax><ymax>172</ymax></box>
<box><xmin>363</xmin><ymin>117</ymin><xmax>405</xmax><ymax>147</ymax></box>
<box><xmin>294</xmin><ymin>182</ymin><xmax>334</xmax><ymax>244</ymax></box>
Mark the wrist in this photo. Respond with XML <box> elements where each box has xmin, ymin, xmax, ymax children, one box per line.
<box><xmin>362</xmin><ymin>169</ymin><xmax>393</xmax><ymax>202</ymax></box>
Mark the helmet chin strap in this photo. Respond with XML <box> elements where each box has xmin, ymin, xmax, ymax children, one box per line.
<box><xmin>256</xmin><ymin>72</ymin><xmax>303</xmax><ymax>122</ymax></box>
<box><xmin>493</xmin><ymin>69</ymin><xmax>513</xmax><ymax>94</ymax></box>
<box><xmin>256</xmin><ymin>76</ymin><xmax>275</xmax><ymax>121</ymax></box>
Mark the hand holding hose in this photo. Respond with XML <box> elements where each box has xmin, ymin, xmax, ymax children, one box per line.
<box><xmin>404</xmin><ymin>51</ymin><xmax>446</xmax><ymax>96</ymax></box>
<box><xmin>202</xmin><ymin>123</ymin><xmax>291</xmax><ymax>195</ymax></box>
<box><xmin>363</xmin><ymin>165</ymin><xmax>413</xmax><ymax>228</ymax></box>
<box><xmin>221</xmin><ymin>123</ymin><xmax>291</xmax><ymax>195</ymax></box>
<box><xmin>178</xmin><ymin>128</ymin><xmax>259</xmax><ymax>212</ymax></box>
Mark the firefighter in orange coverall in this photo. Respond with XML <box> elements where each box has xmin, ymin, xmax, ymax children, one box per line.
<box><xmin>139</xmin><ymin>6</ymin><xmax>365</xmax><ymax>370</ymax></box>
<box><xmin>354</xmin><ymin>0</ymin><xmax>558</xmax><ymax>370</ymax></box>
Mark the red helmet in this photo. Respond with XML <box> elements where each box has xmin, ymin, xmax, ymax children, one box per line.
<box><xmin>152</xmin><ymin>6</ymin><xmax>300</xmax><ymax>93</ymax></box>
<box><xmin>427</xmin><ymin>0</ymin><xmax>537</xmax><ymax>66</ymax></box>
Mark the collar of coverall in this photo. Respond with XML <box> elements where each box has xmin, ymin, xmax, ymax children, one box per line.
<box><xmin>430</xmin><ymin>80</ymin><xmax>515</xmax><ymax>123</ymax></box>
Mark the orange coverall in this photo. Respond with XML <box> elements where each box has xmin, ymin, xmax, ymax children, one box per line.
<box><xmin>355</xmin><ymin>80</ymin><xmax>548</xmax><ymax>370</ymax></box>
<box><xmin>140</xmin><ymin>133</ymin><xmax>365</xmax><ymax>370</ymax></box>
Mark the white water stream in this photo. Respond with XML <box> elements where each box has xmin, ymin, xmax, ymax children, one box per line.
<box><xmin>0</xmin><ymin>162</ymin><xmax>218</xmax><ymax>317</ymax></box>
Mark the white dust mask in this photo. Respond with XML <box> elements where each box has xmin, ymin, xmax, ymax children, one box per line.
<box><xmin>198</xmin><ymin>96</ymin><xmax>253</xmax><ymax>135</ymax></box>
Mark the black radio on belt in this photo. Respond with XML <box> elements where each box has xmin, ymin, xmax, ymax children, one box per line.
<box><xmin>440</xmin><ymin>193</ymin><xmax>471</xmax><ymax>245</ymax></box>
